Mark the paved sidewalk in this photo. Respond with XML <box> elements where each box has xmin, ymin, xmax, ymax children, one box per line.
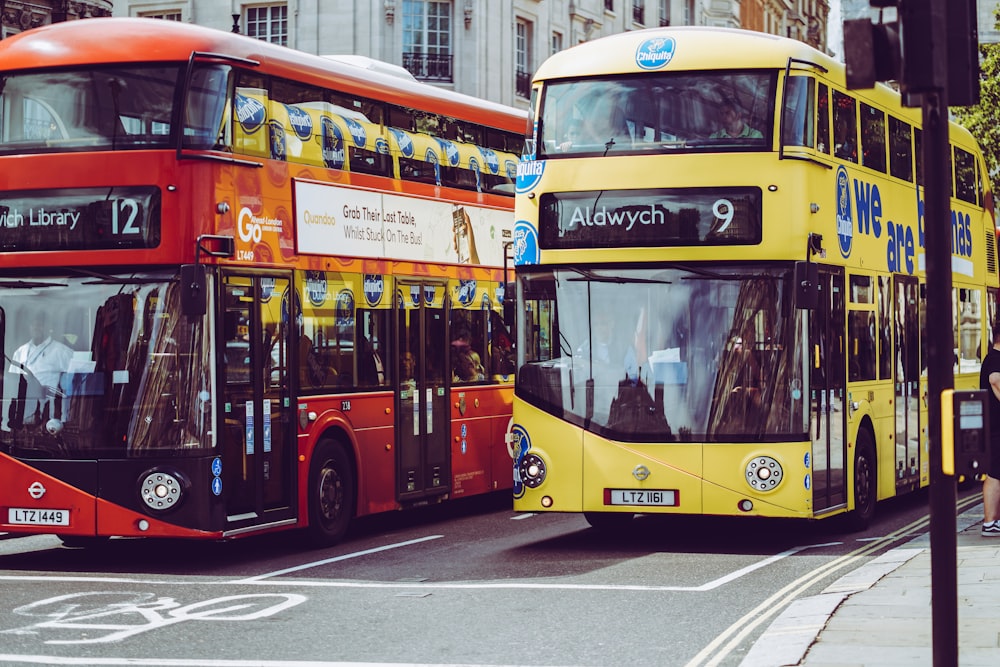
<box><xmin>741</xmin><ymin>506</ymin><xmax>1000</xmax><ymax>666</ymax></box>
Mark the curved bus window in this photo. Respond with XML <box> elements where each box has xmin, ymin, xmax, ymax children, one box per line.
<box><xmin>184</xmin><ymin>64</ymin><xmax>232</xmax><ymax>150</ymax></box>
<box><xmin>0</xmin><ymin>67</ymin><xmax>178</xmax><ymax>155</ymax></box>
<box><xmin>781</xmin><ymin>76</ymin><xmax>814</xmax><ymax>147</ymax></box>
<box><xmin>538</xmin><ymin>72</ymin><xmax>774</xmax><ymax>158</ymax></box>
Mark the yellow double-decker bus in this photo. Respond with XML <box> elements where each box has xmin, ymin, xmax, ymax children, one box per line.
<box><xmin>510</xmin><ymin>27</ymin><xmax>998</xmax><ymax>530</ymax></box>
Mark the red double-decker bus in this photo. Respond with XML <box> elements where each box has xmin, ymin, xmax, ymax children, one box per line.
<box><xmin>0</xmin><ymin>18</ymin><xmax>524</xmax><ymax>546</ymax></box>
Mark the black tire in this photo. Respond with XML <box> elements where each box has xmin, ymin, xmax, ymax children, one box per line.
<box><xmin>845</xmin><ymin>428</ymin><xmax>877</xmax><ymax>531</ymax></box>
<box><xmin>584</xmin><ymin>511</ymin><xmax>635</xmax><ymax>532</ymax></box>
<box><xmin>306</xmin><ymin>439</ymin><xmax>356</xmax><ymax>547</ymax></box>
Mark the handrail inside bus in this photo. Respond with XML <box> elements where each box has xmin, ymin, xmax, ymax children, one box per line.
<box><xmin>778</xmin><ymin>57</ymin><xmax>829</xmax><ymax>163</ymax></box>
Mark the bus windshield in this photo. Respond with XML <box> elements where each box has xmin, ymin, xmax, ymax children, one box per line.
<box><xmin>0</xmin><ymin>66</ymin><xmax>183</xmax><ymax>154</ymax></box>
<box><xmin>517</xmin><ymin>264</ymin><xmax>806</xmax><ymax>441</ymax></box>
<box><xmin>0</xmin><ymin>270</ymin><xmax>212</xmax><ymax>458</ymax></box>
<box><xmin>538</xmin><ymin>71</ymin><xmax>775</xmax><ymax>158</ymax></box>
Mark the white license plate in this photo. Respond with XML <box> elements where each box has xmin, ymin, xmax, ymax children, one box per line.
<box><xmin>607</xmin><ymin>489</ymin><xmax>678</xmax><ymax>507</ymax></box>
<box><xmin>8</xmin><ymin>508</ymin><xmax>70</xmax><ymax>526</ymax></box>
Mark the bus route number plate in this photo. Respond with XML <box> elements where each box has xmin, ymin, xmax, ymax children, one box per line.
<box><xmin>8</xmin><ymin>508</ymin><xmax>70</xmax><ymax>526</ymax></box>
<box><xmin>606</xmin><ymin>489</ymin><xmax>677</xmax><ymax>507</ymax></box>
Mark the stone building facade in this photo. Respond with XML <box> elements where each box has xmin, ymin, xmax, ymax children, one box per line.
<box><xmin>8</xmin><ymin>1</ymin><xmax>831</xmax><ymax>109</ymax></box>
<box><xmin>1</xmin><ymin>0</ymin><xmax>111</xmax><ymax>37</ymax></box>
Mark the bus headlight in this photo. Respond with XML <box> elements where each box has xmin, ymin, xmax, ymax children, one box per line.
<box><xmin>518</xmin><ymin>453</ymin><xmax>547</xmax><ymax>488</ymax></box>
<box><xmin>138</xmin><ymin>469</ymin><xmax>188</xmax><ymax>512</ymax></box>
<box><xmin>745</xmin><ymin>456</ymin><xmax>783</xmax><ymax>492</ymax></box>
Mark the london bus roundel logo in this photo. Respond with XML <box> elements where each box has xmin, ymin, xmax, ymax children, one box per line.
<box><xmin>235</xmin><ymin>94</ymin><xmax>266</xmax><ymax>133</ymax></box>
<box><xmin>321</xmin><ymin>117</ymin><xmax>345</xmax><ymax>169</ymax></box>
<box><xmin>375</xmin><ymin>137</ymin><xmax>390</xmax><ymax>155</ymax></box>
<box><xmin>505</xmin><ymin>159</ymin><xmax>518</xmax><ymax>182</ymax></box>
<box><xmin>305</xmin><ymin>271</ymin><xmax>327</xmax><ymax>307</ymax></box>
<box><xmin>515</xmin><ymin>159</ymin><xmax>544</xmax><ymax>194</ymax></box>
<box><xmin>363</xmin><ymin>274</ymin><xmax>384</xmax><ymax>307</ymax></box>
<box><xmin>636</xmin><ymin>37</ymin><xmax>676</xmax><ymax>71</ymax></box>
<box><xmin>511</xmin><ymin>424</ymin><xmax>531</xmax><ymax>499</ymax></box>
<box><xmin>513</xmin><ymin>220</ymin><xmax>539</xmax><ymax>265</ymax></box>
<box><xmin>836</xmin><ymin>165</ymin><xmax>854</xmax><ymax>258</ymax></box>
<box><xmin>457</xmin><ymin>279</ymin><xmax>477</xmax><ymax>306</ymax></box>
<box><xmin>285</xmin><ymin>105</ymin><xmax>313</xmax><ymax>140</ymax></box>
<box><xmin>389</xmin><ymin>128</ymin><xmax>414</xmax><ymax>158</ymax></box>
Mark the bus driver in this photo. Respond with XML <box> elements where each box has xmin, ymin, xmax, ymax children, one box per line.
<box><xmin>710</xmin><ymin>99</ymin><xmax>763</xmax><ymax>140</ymax></box>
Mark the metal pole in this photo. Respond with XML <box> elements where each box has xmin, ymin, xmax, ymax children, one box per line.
<box><xmin>922</xmin><ymin>84</ymin><xmax>958</xmax><ymax>667</ymax></box>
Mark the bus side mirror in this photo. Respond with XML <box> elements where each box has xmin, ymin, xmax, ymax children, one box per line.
<box><xmin>795</xmin><ymin>261</ymin><xmax>819</xmax><ymax>310</ymax></box>
<box><xmin>180</xmin><ymin>264</ymin><xmax>207</xmax><ymax>318</ymax></box>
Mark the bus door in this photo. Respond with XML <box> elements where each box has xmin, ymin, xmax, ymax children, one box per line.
<box><xmin>219</xmin><ymin>273</ymin><xmax>296</xmax><ymax>531</ymax></box>
<box><xmin>811</xmin><ymin>269</ymin><xmax>847</xmax><ymax>513</ymax></box>
<box><xmin>894</xmin><ymin>276</ymin><xmax>921</xmax><ymax>492</ymax></box>
<box><xmin>395</xmin><ymin>279</ymin><xmax>450</xmax><ymax>502</ymax></box>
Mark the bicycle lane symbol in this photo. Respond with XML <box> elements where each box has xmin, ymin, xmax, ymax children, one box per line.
<box><xmin>1</xmin><ymin>591</ymin><xmax>308</xmax><ymax>645</ymax></box>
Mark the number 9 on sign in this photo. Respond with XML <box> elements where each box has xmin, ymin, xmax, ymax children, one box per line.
<box><xmin>713</xmin><ymin>198</ymin><xmax>734</xmax><ymax>233</ymax></box>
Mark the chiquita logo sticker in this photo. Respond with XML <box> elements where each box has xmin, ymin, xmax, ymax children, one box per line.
<box><xmin>635</xmin><ymin>36</ymin><xmax>676</xmax><ymax>70</ymax></box>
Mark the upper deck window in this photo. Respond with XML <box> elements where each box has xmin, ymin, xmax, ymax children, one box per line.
<box><xmin>537</xmin><ymin>71</ymin><xmax>775</xmax><ymax>159</ymax></box>
<box><xmin>0</xmin><ymin>66</ymin><xmax>180</xmax><ymax>156</ymax></box>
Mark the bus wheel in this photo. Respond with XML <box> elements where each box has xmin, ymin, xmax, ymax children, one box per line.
<box><xmin>306</xmin><ymin>439</ymin><xmax>355</xmax><ymax>547</ymax></box>
<box><xmin>846</xmin><ymin>429</ymin><xmax>877</xmax><ymax>531</ymax></box>
<box><xmin>584</xmin><ymin>511</ymin><xmax>635</xmax><ymax>532</ymax></box>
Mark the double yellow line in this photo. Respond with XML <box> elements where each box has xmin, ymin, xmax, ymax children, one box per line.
<box><xmin>685</xmin><ymin>492</ymin><xmax>983</xmax><ymax>667</ymax></box>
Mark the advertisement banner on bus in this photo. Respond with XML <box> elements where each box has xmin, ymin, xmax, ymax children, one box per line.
<box><xmin>293</xmin><ymin>180</ymin><xmax>511</xmax><ymax>265</ymax></box>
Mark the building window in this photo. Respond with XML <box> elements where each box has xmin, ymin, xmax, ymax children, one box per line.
<box><xmin>140</xmin><ymin>12</ymin><xmax>182</xmax><ymax>21</ymax></box>
<box><xmin>551</xmin><ymin>31</ymin><xmax>563</xmax><ymax>56</ymax></box>
<box><xmin>515</xmin><ymin>19</ymin><xmax>532</xmax><ymax>99</ymax></box>
<box><xmin>402</xmin><ymin>0</ymin><xmax>453</xmax><ymax>82</ymax></box>
<box><xmin>605</xmin><ymin>0</ymin><xmax>614</xmax><ymax>11</ymax></box>
<box><xmin>633</xmin><ymin>0</ymin><xmax>645</xmax><ymax>24</ymax></box>
<box><xmin>659</xmin><ymin>0</ymin><xmax>669</xmax><ymax>26</ymax></box>
<box><xmin>246</xmin><ymin>4</ymin><xmax>287</xmax><ymax>46</ymax></box>
<box><xmin>685</xmin><ymin>0</ymin><xmax>695</xmax><ymax>25</ymax></box>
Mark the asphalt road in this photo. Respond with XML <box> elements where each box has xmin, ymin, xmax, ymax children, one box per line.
<box><xmin>0</xmin><ymin>487</ymin><xmax>982</xmax><ymax>667</ymax></box>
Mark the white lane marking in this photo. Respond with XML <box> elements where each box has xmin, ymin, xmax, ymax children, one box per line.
<box><xmin>232</xmin><ymin>535</ymin><xmax>445</xmax><ymax>582</ymax></box>
<box><xmin>0</xmin><ymin>540</ymin><xmax>841</xmax><ymax>592</ymax></box>
<box><xmin>0</xmin><ymin>657</ymin><xmax>538</xmax><ymax>666</ymax></box>
<box><xmin>510</xmin><ymin>513</ymin><xmax>535</xmax><ymax>520</ymax></box>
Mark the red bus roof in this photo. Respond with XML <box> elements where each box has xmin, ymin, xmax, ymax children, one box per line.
<box><xmin>0</xmin><ymin>17</ymin><xmax>525</xmax><ymax>131</ymax></box>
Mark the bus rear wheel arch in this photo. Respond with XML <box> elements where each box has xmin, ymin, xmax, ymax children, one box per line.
<box><xmin>306</xmin><ymin>437</ymin><xmax>356</xmax><ymax>547</ymax></box>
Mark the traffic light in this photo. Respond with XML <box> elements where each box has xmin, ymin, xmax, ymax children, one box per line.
<box><xmin>843</xmin><ymin>0</ymin><xmax>979</xmax><ymax>106</ymax></box>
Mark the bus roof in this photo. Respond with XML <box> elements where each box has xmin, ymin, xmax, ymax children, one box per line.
<box><xmin>533</xmin><ymin>25</ymin><xmax>980</xmax><ymax>147</ymax></box>
<box><xmin>534</xmin><ymin>26</ymin><xmax>840</xmax><ymax>81</ymax></box>
<box><xmin>0</xmin><ymin>17</ymin><xmax>524</xmax><ymax>131</ymax></box>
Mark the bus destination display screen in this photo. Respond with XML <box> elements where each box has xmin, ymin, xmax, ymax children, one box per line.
<box><xmin>538</xmin><ymin>187</ymin><xmax>761</xmax><ymax>249</ymax></box>
<box><xmin>0</xmin><ymin>186</ymin><xmax>161</xmax><ymax>251</ymax></box>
